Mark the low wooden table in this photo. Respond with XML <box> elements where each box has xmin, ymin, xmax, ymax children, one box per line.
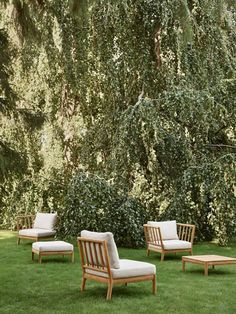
<box><xmin>182</xmin><ymin>255</ymin><xmax>236</xmax><ymax>276</ymax></box>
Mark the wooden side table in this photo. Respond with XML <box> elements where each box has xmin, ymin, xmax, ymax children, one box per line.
<box><xmin>182</xmin><ymin>255</ymin><xmax>236</xmax><ymax>276</ymax></box>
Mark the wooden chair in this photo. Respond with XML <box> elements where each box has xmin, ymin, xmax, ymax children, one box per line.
<box><xmin>78</xmin><ymin>234</ymin><xmax>156</xmax><ymax>300</ymax></box>
<box><xmin>17</xmin><ymin>213</ymin><xmax>57</xmax><ymax>244</ymax></box>
<box><xmin>144</xmin><ymin>221</ymin><xmax>195</xmax><ymax>261</ymax></box>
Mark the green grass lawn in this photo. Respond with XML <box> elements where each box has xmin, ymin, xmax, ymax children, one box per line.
<box><xmin>1</xmin><ymin>231</ymin><xmax>236</xmax><ymax>314</ymax></box>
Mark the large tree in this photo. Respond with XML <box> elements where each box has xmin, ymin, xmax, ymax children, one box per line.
<box><xmin>0</xmin><ymin>0</ymin><xmax>235</xmax><ymax>244</ymax></box>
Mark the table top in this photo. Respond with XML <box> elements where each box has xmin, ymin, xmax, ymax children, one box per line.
<box><xmin>182</xmin><ymin>255</ymin><xmax>236</xmax><ymax>262</ymax></box>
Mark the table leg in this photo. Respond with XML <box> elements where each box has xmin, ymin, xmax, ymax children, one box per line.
<box><xmin>182</xmin><ymin>260</ymin><xmax>186</xmax><ymax>272</ymax></box>
<box><xmin>204</xmin><ymin>263</ymin><xmax>208</xmax><ymax>276</ymax></box>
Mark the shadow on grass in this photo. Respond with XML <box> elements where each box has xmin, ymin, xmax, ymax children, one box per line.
<box><xmin>184</xmin><ymin>268</ymin><xmax>235</xmax><ymax>276</ymax></box>
<box><xmin>146</xmin><ymin>253</ymin><xmax>186</xmax><ymax>263</ymax></box>
<box><xmin>32</xmin><ymin>257</ymin><xmax>73</xmax><ymax>264</ymax></box>
<box><xmin>78</xmin><ymin>284</ymin><xmax>155</xmax><ymax>300</ymax></box>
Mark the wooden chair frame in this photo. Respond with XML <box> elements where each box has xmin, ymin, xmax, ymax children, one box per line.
<box><xmin>78</xmin><ymin>237</ymin><xmax>156</xmax><ymax>300</ymax></box>
<box><xmin>32</xmin><ymin>248</ymin><xmax>74</xmax><ymax>264</ymax></box>
<box><xmin>144</xmin><ymin>223</ymin><xmax>195</xmax><ymax>261</ymax></box>
<box><xmin>16</xmin><ymin>214</ymin><xmax>56</xmax><ymax>244</ymax></box>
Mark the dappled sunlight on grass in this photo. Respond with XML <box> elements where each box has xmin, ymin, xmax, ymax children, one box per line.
<box><xmin>0</xmin><ymin>230</ymin><xmax>16</xmax><ymax>240</ymax></box>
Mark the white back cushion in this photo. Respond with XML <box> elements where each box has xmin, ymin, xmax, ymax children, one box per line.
<box><xmin>33</xmin><ymin>213</ymin><xmax>57</xmax><ymax>230</ymax></box>
<box><xmin>81</xmin><ymin>230</ymin><xmax>120</xmax><ymax>269</ymax></box>
<box><xmin>147</xmin><ymin>220</ymin><xmax>178</xmax><ymax>240</ymax></box>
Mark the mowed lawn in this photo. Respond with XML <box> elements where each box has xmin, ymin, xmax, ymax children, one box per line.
<box><xmin>1</xmin><ymin>231</ymin><xmax>236</xmax><ymax>314</ymax></box>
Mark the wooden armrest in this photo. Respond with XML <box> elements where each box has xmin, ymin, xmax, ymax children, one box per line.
<box><xmin>177</xmin><ymin>223</ymin><xmax>195</xmax><ymax>243</ymax></box>
<box><xmin>177</xmin><ymin>223</ymin><xmax>195</xmax><ymax>228</ymax></box>
<box><xmin>16</xmin><ymin>215</ymin><xmax>35</xmax><ymax>231</ymax></box>
<box><xmin>143</xmin><ymin>224</ymin><xmax>164</xmax><ymax>247</ymax></box>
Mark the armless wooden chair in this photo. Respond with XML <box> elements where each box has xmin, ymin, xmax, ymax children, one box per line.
<box><xmin>17</xmin><ymin>213</ymin><xmax>57</xmax><ymax>244</ymax></box>
<box><xmin>78</xmin><ymin>230</ymin><xmax>156</xmax><ymax>300</ymax></box>
<box><xmin>144</xmin><ymin>220</ymin><xmax>195</xmax><ymax>261</ymax></box>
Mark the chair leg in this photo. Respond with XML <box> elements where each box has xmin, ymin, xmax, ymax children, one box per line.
<box><xmin>190</xmin><ymin>249</ymin><xmax>193</xmax><ymax>255</ymax></box>
<box><xmin>161</xmin><ymin>252</ymin><xmax>165</xmax><ymax>262</ymax></box>
<box><xmin>147</xmin><ymin>249</ymin><xmax>150</xmax><ymax>256</ymax></box>
<box><xmin>81</xmin><ymin>277</ymin><xmax>87</xmax><ymax>291</ymax></box>
<box><xmin>32</xmin><ymin>252</ymin><xmax>34</xmax><ymax>261</ymax></box>
<box><xmin>17</xmin><ymin>237</ymin><xmax>20</xmax><ymax>245</ymax></box>
<box><xmin>152</xmin><ymin>275</ymin><xmax>157</xmax><ymax>295</ymax></box>
<box><xmin>71</xmin><ymin>252</ymin><xmax>74</xmax><ymax>263</ymax></box>
<box><xmin>106</xmin><ymin>281</ymin><xmax>113</xmax><ymax>300</ymax></box>
<box><xmin>124</xmin><ymin>282</ymin><xmax>128</xmax><ymax>286</ymax></box>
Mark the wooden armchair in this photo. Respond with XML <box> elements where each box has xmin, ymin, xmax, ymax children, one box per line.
<box><xmin>144</xmin><ymin>221</ymin><xmax>195</xmax><ymax>261</ymax></box>
<box><xmin>17</xmin><ymin>213</ymin><xmax>57</xmax><ymax>244</ymax></box>
<box><xmin>78</xmin><ymin>230</ymin><xmax>156</xmax><ymax>300</ymax></box>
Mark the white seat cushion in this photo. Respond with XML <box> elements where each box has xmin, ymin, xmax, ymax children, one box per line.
<box><xmin>147</xmin><ymin>220</ymin><xmax>178</xmax><ymax>240</ymax></box>
<box><xmin>33</xmin><ymin>213</ymin><xmax>57</xmax><ymax>230</ymax></box>
<box><xmin>85</xmin><ymin>259</ymin><xmax>156</xmax><ymax>279</ymax></box>
<box><xmin>32</xmin><ymin>241</ymin><xmax>73</xmax><ymax>252</ymax></box>
<box><xmin>19</xmin><ymin>228</ymin><xmax>56</xmax><ymax>237</ymax></box>
<box><xmin>112</xmin><ymin>259</ymin><xmax>156</xmax><ymax>278</ymax></box>
<box><xmin>81</xmin><ymin>230</ymin><xmax>120</xmax><ymax>269</ymax></box>
<box><xmin>163</xmin><ymin>240</ymin><xmax>191</xmax><ymax>250</ymax></box>
<box><xmin>149</xmin><ymin>240</ymin><xmax>191</xmax><ymax>250</ymax></box>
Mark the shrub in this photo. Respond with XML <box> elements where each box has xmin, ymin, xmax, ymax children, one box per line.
<box><xmin>58</xmin><ymin>171</ymin><xmax>147</xmax><ymax>247</ymax></box>
<box><xmin>104</xmin><ymin>198</ymin><xmax>148</xmax><ymax>247</ymax></box>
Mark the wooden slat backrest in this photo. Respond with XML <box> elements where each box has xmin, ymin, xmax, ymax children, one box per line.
<box><xmin>78</xmin><ymin>237</ymin><xmax>111</xmax><ymax>276</ymax></box>
<box><xmin>144</xmin><ymin>224</ymin><xmax>163</xmax><ymax>247</ymax></box>
<box><xmin>177</xmin><ymin>223</ymin><xmax>195</xmax><ymax>243</ymax></box>
<box><xmin>16</xmin><ymin>215</ymin><xmax>35</xmax><ymax>230</ymax></box>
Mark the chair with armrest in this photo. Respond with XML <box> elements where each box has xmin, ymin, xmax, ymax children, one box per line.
<box><xmin>144</xmin><ymin>220</ymin><xmax>195</xmax><ymax>261</ymax></box>
<box><xmin>17</xmin><ymin>212</ymin><xmax>57</xmax><ymax>244</ymax></box>
<box><xmin>78</xmin><ymin>230</ymin><xmax>156</xmax><ymax>300</ymax></box>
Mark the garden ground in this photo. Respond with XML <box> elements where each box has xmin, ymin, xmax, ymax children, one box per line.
<box><xmin>0</xmin><ymin>231</ymin><xmax>236</xmax><ymax>314</ymax></box>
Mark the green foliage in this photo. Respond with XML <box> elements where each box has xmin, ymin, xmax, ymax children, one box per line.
<box><xmin>0</xmin><ymin>0</ymin><xmax>235</xmax><ymax>245</ymax></box>
<box><xmin>109</xmin><ymin>198</ymin><xmax>148</xmax><ymax>247</ymax></box>
<box><xmin>0</xmin><ymin>28</ymin><xmax>27</xmax><ymax>180</ymax></box>
<box><xmin>0</xmin><ymin>29</ymin><xmax>17</xmax><ymax>112</ymax></box>
<box><xmin>58</xmin><ymin>171</ymin><xmax>147</xmax><ymax>247</ymax></box>
<box><xmin>0</xmin><ymin>140</ymin><xmax>27</xmax><ymax>180</ymax></box>
<box><xmin>0</xmin><ymin>169</ymin><xmax>67</xmax><ymax>229</ymax></box>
